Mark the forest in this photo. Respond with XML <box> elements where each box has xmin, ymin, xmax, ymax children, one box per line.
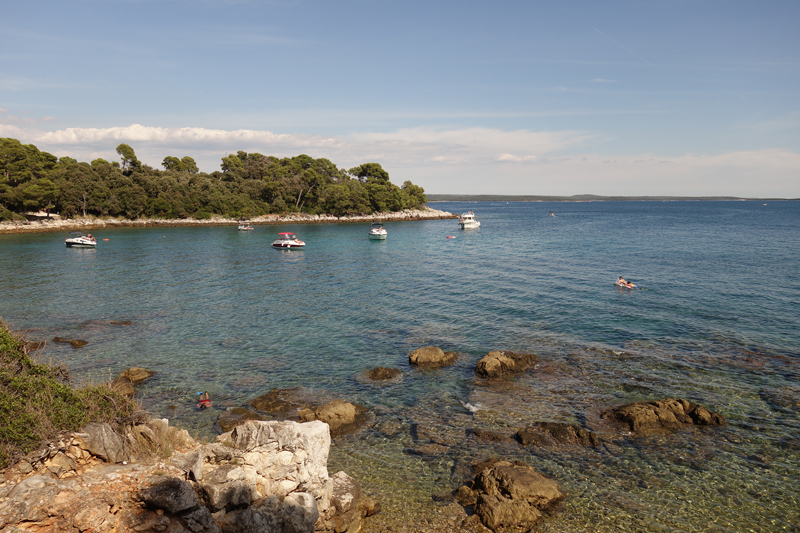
<box><xmin>0</xmin><ymin>138</ymin><xmax>427</xmax><ymax>221</ymax></box>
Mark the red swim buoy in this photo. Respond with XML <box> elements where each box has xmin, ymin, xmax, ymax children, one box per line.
<box><xmin>103</xmin><ymin>238</ymin><xmax>109</xmax><ymax>241</ymax></box>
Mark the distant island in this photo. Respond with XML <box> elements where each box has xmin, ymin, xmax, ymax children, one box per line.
<box><xmin>426</xmin><ymin>194</ymin><xmax>797</xmax><ymax>202</ymax></box>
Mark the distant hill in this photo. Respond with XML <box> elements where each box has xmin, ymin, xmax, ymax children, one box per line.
<box><xmin>425</xmin><ymin>194</ymin><xmax>794</xmax><ymax>202</ymax></box>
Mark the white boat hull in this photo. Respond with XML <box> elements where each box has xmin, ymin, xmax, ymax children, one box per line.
<box><xmin>65</xmin><ymin>237</ymin><xmax>96</xmax><ymax>247</ymax></box>
<box><xmin>459</xmin><ymin>220</ymin><xmax>480</xmax><ymax>229</ymax></box>
<box><xmin>368</xmin><ymin>231</ymin><xmax>387</xmax><ymax>240</ymax></box>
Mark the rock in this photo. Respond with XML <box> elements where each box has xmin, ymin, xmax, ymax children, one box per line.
<box><xmin>120</xmin><ymin>367</ymin><xmax>155</xmax><ymax>383</ymax></box>
<box><xmin>249</xmin><ymin>386</ymin><xmax>311</xmax><ymax>413</ymax></box>
<box><xmin>75</xmin><ymin>422</ymin><xmax>130</xmax><ymax>463</ymax></box>
<box><xmin>409</xmin><ymin>346</ymin><xmax>458</xmax><ymax>368</ymax></box>
<box><xmin>468</xmin><ymin>461</ymin><xmax>565</xmax><ymax>531</ymax></box>
<box><xmin>141</xmin><ymin>477</ymin><xmax>197</xmax><ymax>513</ymax></box>
<box><xmin>218</xmin><ymin>407</ymin><xmax>264</xmax><ymax>433</ymax></box>
<box><xmin>470</xmin><ymin>429</ymin><xmax>515</xmax><ymax>443</ymax></box>
<box><xmin>110</xmin><ymin>377</ymin><xmax>136</xmax><ymax>397</ymax></box>
<box><xmin>53</xmin><ymin>336</ymin><xmax>89</xmax><ymax>348</ymax></box>
<box><xmin>24</xmin><ymin>340</ymin><xmax>46</xmax><ymax>351</ymax></box>
<box><xmin>601</xmin><ymin>398</ymin><xmax>726</xmax><ymax>437</ymax></box>
<box><xmin>475</xmin><ymin>350</ymin><xmax>537</xmax><ymax>378</ymax></box>
<box><xmin>516</xmin><ymin>422</ymin><xmax>600</xmax><ymax>447</ymax></box>
<box><xmin>365</xmin><ymin>367</ymin><xmax>402</xmax><ymax>381</ymax></box>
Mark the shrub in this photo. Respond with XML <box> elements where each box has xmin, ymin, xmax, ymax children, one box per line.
<box><xmin>0</xmin><ymin>320</ymin><xmax>139</xmax><ymax>469</ymax></box>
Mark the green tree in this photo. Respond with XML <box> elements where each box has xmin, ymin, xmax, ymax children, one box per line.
<box><xmin>115</xmin><ymin>144</ymin><xmax>141</xmax><ymax>174</ymax></box>
<box><xmin>21</xmin><ymin>178</ymin><xmax>59</xmax><ymax>215</ymax></box>
<box><xmin>349</xmin><ymin>162</ymin><xmax>390</xmax><ymax>183</ymax></box>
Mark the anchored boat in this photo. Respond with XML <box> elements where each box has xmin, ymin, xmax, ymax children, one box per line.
<box><xmin>271</xmin><ymin>232</ymin><xmax>305</xmax><ymax>249</ymax></box>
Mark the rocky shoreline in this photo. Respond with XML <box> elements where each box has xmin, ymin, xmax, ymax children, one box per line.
<box><xmin>0</xmin><ymin>207</ymin><xmax>457</xmax><ymax>235</ymax></box>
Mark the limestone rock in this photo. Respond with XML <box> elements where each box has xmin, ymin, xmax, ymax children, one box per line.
<box><xmin>475</xmin><ymin>350</ymin><xmax>537</xmax><ymax>378</ymax></box>
<box><xmin>409</xmin><ymin>346</ymin><xmax>457</xmax><ymax>368</ymax></box>
<box><xmin>601</xmin><ymin>398</ymin><xmax>726</xmax><ymax>437</ymax></box>
<box><xmin>77</xmin><ymin>422</ymin><xmax>128</xmax><ymax>463</ymax></box>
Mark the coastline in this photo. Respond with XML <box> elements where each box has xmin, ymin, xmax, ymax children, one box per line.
<box><xmin>0</xmin><ymin>207</ymin><xmax>457</xmax><ymax>235</ymax></box>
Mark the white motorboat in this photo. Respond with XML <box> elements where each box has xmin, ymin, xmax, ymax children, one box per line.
<box><xmin>272</xmin><ymin>232</ymin><xmax>305</xmax><ymax>249</ymax></box>
<box><xmin>368</xmin><ymin>222</ymin><xmax>387</xmax><ymax>240</ymax></box>
<box><xmin>458</xmin><ymin>211</ymin><xmax>480</xmax><ymax>229</ymax></box>
<box><xmin>238</xmin><ymin>224</ymin><xmax>254</xmax><ymax>231</ymax></box>
<box><xmin>65</xmin><ymin>234</ymin><xmax>97</xmax><ymax>247</ymax></box>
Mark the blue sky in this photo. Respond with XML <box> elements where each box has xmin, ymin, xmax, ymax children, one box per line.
<box><xmin>1</xmin><ymin>0</ymin><xmax>798</xmax><ymax>196</ymax></box>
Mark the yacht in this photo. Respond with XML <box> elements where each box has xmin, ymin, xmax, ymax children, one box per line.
<box><xmin>458</xmin><ymin>211</ymin><xmax>480</xmax><ymax>229</ymax></box>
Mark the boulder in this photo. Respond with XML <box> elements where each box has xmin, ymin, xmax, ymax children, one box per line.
<box><xmin>409</xmin><ymin>346</ymin><xmax>457</xmax><ymax>368</ymax></box>
<box><xmin>76</xmin><ymin>422</ymin><xmax>128</xmax><ymax>463</ymax></box>
<box><xmin>601</xmin><ymin>398</ymin><xmax>726</xmax><ymax>437</ymax></box>
<box><xmin>140</xmin><ymin>477</ymin><xmax>197</xmax><ymax>513</ymax></box>
<box><xmin>475</xmin><ymin>350</ymin><xmax>537</xmax><ymax>378</ymax></box>
<box><xmin>300</xmin><ymin>400</ymin><xmax>368</xmax><ymax>437</ymax></box>
<box><xmin>516</xmin><ymin>422</ymin><xmax>600</xmax><ymax>447</ymax></box>
<box><xmin>119</xmin><ymin>367</ymin><xmax>155</xmax><ymax>383</ymax></box>
<box><xmin>464</xmin><ymin>460</ymin><xmax>565</xmax><ymax>531</ymax></box>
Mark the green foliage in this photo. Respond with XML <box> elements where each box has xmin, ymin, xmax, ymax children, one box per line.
<box><xmin>0</xmin><ymin>139</ymin><xmax>427</xmax><ymax>220</ymax></box>
<box><xmin>0</xmin><ymin>320</ymin><xmax>138</xmax><ymax>468</ymax></box>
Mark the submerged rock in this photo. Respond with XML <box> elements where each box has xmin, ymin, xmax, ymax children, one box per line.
<box><xmin>601</xmin><ymin>398</ymin><xmax>726</xmax><ymax>437</ymax></box>
<box><xmin>120</xmin><ymin>367</ymin><xmax>155</xmax><ymax>383</ymax></box>
<box><xmin>409</xmin><ymin>346</ymin><xmax>458</xmax><ymax>368</ymax></box>
<box><xmin>475</xmin><ymin>350</ymin><xmax>537</xmax><ymax>378</ymax></box>
<box><xmin>516</xmin><ymin>422</ymin><xmax>600</xmax><ymax>447</ymax></box>
<box><xmin>217</xmin><ymin>407</ymin><xmax>264</xmax><ymax>433</ymax></box>
<box><xmin>365</xmin><ymin>367</ymin><xmax>402</xmax><ymax>381</ymax></box>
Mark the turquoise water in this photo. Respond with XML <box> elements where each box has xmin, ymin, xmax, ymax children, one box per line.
<box><xmin>1</xmin><ymin>201</ymin><xmax>799</xmax><ymax>532</ymax></box>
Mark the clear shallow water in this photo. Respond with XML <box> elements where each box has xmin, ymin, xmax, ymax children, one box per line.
<box><xmin>1</xmin><ymin>201</ymin><xmax>799</xmax><ymax>532</ymax></box>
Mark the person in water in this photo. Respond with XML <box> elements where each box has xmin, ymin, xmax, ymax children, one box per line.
<box><xmin>197</xmin><ymin>392</ymin><xmax>212</xmax><ymax>409</ymax></box>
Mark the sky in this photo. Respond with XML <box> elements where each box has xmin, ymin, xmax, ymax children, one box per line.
<box><xmin>1</xmin><ymin>0</ymin><xmax>798</xmax><ymax>197</ymax></box>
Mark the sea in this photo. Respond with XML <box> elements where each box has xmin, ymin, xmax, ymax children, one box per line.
<box><xmin>1</xmin><ymin>200</ymin><xmax>798</xmax><ymax>532</ymax></box>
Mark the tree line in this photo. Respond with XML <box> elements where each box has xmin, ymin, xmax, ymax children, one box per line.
<box><xmin>0</xmin><ymin>138</ymin><xmax>427</xmax><ymax>221</ymax></box>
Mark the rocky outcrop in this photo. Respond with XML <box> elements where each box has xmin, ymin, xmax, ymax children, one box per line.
<box><xmin>0</xmin><ymin>419</ymin><xmax>376</xmax><ymax>533</ymax></box>
<box><xmin>475</xmin><ymin>350</ymin><xmax>537</xmax><ymax>378</ymax></box>
<box><xmin>456</xmin><ymin>460</ymin><xmax>564</xmax><ymax>531</ymax></box>
<box><xmin>409</xmin><ymin>346</ymin><xmax>458</xmax><ymax>368</ymax></box>
<box><xmin>516</xmin><ymin>422</ymin><xmax>600</xmax><ymax>447</ymax></box>
<box><xmin>601</xmin><ymin>398</ymin><xmax>726</xmax><ymax>437</ymax></box>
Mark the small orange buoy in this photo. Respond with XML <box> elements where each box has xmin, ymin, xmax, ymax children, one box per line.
<box><xmin>103</xmin><ymin>238</ymin><xmax>109</xmax><ymax>241</ymax></box>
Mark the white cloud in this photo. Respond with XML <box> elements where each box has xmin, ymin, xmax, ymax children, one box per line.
<box><xmin>0</xmin><ymin>122</ymin><xmax>797</xmax><ymax>197</ymax></box>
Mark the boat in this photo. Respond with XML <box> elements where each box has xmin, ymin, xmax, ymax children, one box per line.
<box><xmin>368</xmin><ymin>222</ymin><xmax>387</xmax><ymax>240</ymax></box>
<box><xmin>65</xmin><ymin>235</ymin><xmax>97</xmax><ymax>247</ymax></box>
<box><xmin>238</xmin><ymin>224</ymin><xmax>254</xmax><ymax>231</ymax></box>
<box><xmin>271</xmin><ymin>232</ymin><xmax>305</xmax><ymax>249</ymax></box>
<box><xmin>458</xmin><ymin>211</ymin><xmax>481</xmax><ymax>229</ymax></box>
